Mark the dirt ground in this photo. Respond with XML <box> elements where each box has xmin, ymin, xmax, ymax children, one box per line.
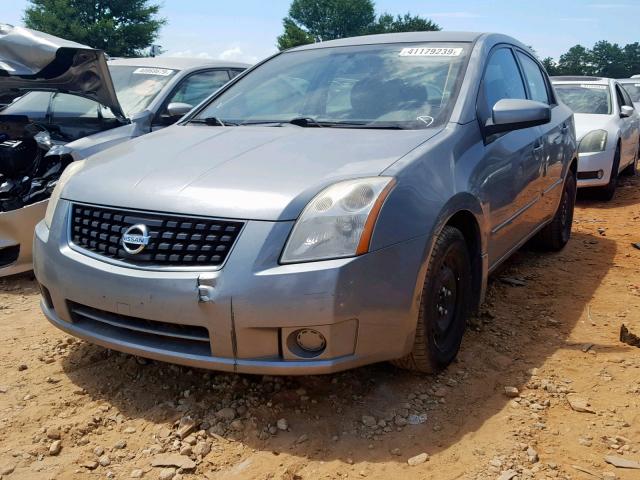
<box><xmin>1</xmin><ymin>176</ymin><xmax>640</xmax><ymax>480</ymax></box>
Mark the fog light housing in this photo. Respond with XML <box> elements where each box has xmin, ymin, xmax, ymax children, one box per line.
<box><xmin>288</xmin><ymin>329</ymin><xmax>327</xmax><ymax>358</ymax></box>
<box><xmin>597</xmin><ymin>169</ymin><xmax>604</xmax><ymax>179</ymax></box>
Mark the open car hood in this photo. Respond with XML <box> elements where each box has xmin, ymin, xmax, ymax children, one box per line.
<box><xmin>0</xmin><ymin>24</ymin><xmax>126</xmax><ymax>121</ymax></box>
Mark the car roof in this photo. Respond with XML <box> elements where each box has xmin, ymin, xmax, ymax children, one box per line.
<box><xmin>551</xmin><ymin>75</ymin><xmax>611</xmax><ymax>85</ymax></box>
<box><xmin>107</xmin><ymin>57</ymin><xmax>249</xmax><ymax>71</ymax></box>
<box><xmin>288</xmin><ymin>31</ymin><xmax>486</xmax><ymax>51</ymax></box>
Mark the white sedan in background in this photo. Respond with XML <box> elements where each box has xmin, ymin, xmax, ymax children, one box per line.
<box><xmin>552</xmin><ymin>76</ymin><xmax>639</xmax><ymax>200</ymax></box>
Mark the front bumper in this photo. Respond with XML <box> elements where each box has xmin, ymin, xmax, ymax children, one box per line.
<box><xmin>0</xmin><ymin>200</ymin><xmax>47</xmax><ymax>276</ymax></box>
<box><xmin>34</xmin><ymin>199</ymin><xmax>426</xmax><ymax>375</ymax></box>
<box><xmin>576</xmin><ymin>148</ymin><xmax>616</xmax><ymax>188</ymax></box>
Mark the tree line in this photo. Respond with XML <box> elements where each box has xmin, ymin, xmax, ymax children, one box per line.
<box><xmin>541</xmin><ymin>41</ymin><xmax>640</xmax><ymax>78</ymax></box>
<box><xmin>18</xmin><ymin>0</ymin><xmax>640</xmax><ymax>80</ymax></box>
<box><xmin>277</xmin><ymin>0</ymin><xmax>439</xmax><ymax>50</ymax></box>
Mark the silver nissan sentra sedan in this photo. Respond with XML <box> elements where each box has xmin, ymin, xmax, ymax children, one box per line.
<box><xmin>34</xmin><ymin>32</ymin><xmax>578</xmax><ymax>375</ymax></box>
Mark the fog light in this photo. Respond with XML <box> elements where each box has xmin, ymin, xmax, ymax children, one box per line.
<box><xmin>597</xmin><ymin>170</ymin><xmax>604</xmax><ymax>179</ymax></box>
<box><xmin>296</xmin><ymin>329</ymin><xmax>326</xmax><ymax>352</ymax></box>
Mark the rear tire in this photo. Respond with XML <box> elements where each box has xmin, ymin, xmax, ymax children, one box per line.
<box><xmin>391</xmin><ymin>226</ymin><xmax>471</xmax><ymax>373</ymax></box>
<box><xmin>597</xmin><ymin>145</ymin><xmax>621</xmax><ymax>201</ymax></box>
<box><xmin>534</xmin><ymin>170</ymin><xmax>576</xmax><ymax>251</ymax></box>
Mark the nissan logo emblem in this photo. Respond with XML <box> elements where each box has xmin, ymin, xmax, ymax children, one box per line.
<box><xmin>121</xmin><ymin>224</ymin><xmax>150</xmax><ymax>254</ymax></box>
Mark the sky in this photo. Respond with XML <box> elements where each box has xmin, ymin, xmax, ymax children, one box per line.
<box><xmin>3</xmin><ymin>0</ymin><xmax>640</xmax><ymax>63</ymax></box>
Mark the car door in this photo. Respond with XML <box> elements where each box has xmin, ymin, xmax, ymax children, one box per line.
<box><xmin>152</xmin><ymin>69</ymin><xmax>232</xmax><ymax>129</ymax></box>
<box><xmin>515</xmin><ymin>50</ymin><xmax>567</xmax><ymax>218</ymax></box>
<box><xmin>614</xmin><ymin>83</ymin><xmax>636</xmax><ymax>169</ymax></box>
<box><xmin>617</xmin><ymin>84</ymin><xmax>640</xmax><ymax>166</ymax></box>
<box><xmin>477</xmin><ymin>46</ymin><xmax>544</xmax><ymax>266</ymax></box>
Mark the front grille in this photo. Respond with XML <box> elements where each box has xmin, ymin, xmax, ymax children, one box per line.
<box><xmin>70</xmin><ymin>204</ymin><xmax>243</xmax><ymax>268</ymax></box>
<box><xmin>69</xmin><ymin>302</ymin><xmax>212</xmax><ymax>356</ymax></box>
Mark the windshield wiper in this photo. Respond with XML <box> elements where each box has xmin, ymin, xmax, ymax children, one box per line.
<box><xmin>187</xmin><ymin>117</ymin><xmax>237</xmax><ymax>126</ymax></box>
<box><xmin>307</xmin><ymin>120</ymin><xmax>407</xmax><ymax>130</ymax></box>
<box><xmin>287</xmin><ymin>117</ymin><xmax>323</xmax><ymax>127</ymax></box>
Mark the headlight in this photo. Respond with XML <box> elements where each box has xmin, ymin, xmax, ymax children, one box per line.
<box><xmin>44</xmin><ymin>160</ymin><xmax>85</xmax><ymax>228</ymax></box>
<box><xmin>579</xmin><ymin>129</ymin><xmax>608</xmax><ymax>153</ymax></box>
<box><xmin>281</xmin><ymin>177</ymin><xmax>396</xmax><ymax>263</ymax></box>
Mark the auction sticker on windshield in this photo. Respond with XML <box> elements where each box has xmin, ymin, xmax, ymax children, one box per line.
<box><xmin>399</xmin><ymin>47</ymin><xmax>463</xmax><ymax>57</ymax></box>
<box><xmin>133</xmin><ymin>67</ymin><xmax>175</xmax><ymax>76</ymax></box>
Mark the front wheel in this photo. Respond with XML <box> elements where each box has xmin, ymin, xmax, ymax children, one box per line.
<box><xmin>391</xmin><ymin>226</ymin><xmax>471</xmax><ymax>373</ymax></box>
<box><xmin>534</xmin><ymin>170</ymin><xmax>576</xmax><ymax>251</ymax></box>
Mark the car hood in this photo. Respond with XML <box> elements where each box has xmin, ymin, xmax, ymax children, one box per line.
<box><xmin>63</xmin><ymin>125</ymin><xmax>437</xmax><ymax>221</ymax></box>
<box><xmin>573</xmin><ymin>113</ymin><xmax>617</xmax><ymax>143</ymax></box>
<box><xmin>0</xmin><ymin>24</ymin><xmax>125</xmax><ymax>121</ymax></box>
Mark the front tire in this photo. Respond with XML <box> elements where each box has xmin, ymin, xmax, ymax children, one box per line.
<box><xmin>534</xmin><ymin>170</ymin><xmax>576</xmax><ymax>251</ymax></box>
<box><xmin>597</xmin><ymin>144</ymin><xmax>621</xmax><ymax>201</ymax></box>
<box><xmin>392</xmin><ymin>226</ymin><xmax>471</xmax><ymax>373</ymax></box>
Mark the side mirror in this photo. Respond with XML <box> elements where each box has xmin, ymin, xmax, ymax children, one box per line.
<box><xmin>158</xmin><ymin>102</ymin><xmax>194</xmax><ymax>126</ymax></box>
<box><xmin>166</xmin><ymin>102</ymin><xmax>193</xmax><ymax>118</ymax></box>
<box><xmin>620</xmin><ymin>105</ymin><xmax>634</xmax><ymax>118</ymax></box>
<box><xmin>485</xmin><ymin>99</ymin><xmax>551</xmax><ymax>136</ymax></box>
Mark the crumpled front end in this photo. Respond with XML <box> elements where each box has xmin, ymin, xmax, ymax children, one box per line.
<box><xmin>0</xmin><ymin>199</ymin><xmax>46</xmax><ymax>275</ymax></box>
<box><xmin>0</xmin><ymin>113</ymin><xmax>76</xmax><ymax>275</ymax></box>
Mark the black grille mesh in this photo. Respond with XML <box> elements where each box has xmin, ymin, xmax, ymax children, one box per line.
<box><xmin>70</xmin><ymin>204</ymin><xmax>243</xmax><ymax>267</ymax></box>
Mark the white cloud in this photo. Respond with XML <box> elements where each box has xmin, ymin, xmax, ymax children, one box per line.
<box><xmin>218</xmin><ymin>47</ymin><xmax>258</xmax><ymax>64</ymax></box>
<box><xmin>427</xmin><ymin>12</ymin><xmax>484</xmax><ymax>18</ymax></box>
<box><xmin>161</xmin><ymin>47</ymin><xmax>259</xmax><ymax>64</ymax></box>
<box><xmin>166</xmin><ymin>49</ymin><xmax>214</xmax><ymax>59</ymax></box>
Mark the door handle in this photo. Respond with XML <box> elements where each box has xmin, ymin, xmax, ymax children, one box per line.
<box><xmin>561</xmin><ymin>123</ymin><xmax>569</xmax><ymax>134</ymax></box>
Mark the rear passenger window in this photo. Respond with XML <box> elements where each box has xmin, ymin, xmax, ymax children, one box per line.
<box><xmin>482</xmin><ymin>48</ymin><xmax>527</xmax><ymax>113</ymax></box>
<box><xmin>517</xmin><ymin>52</ymin><xmax>550</xmax><ymax>104</ymax></box>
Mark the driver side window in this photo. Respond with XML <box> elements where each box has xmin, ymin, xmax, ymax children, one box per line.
<box><xmin>480</xmin><ymin>48</ymin><xmax>527</xmax><ymax>119</ymax></box>
<box><xmin>166</xmin><ymin>70</ymin><xmax>231</xmax><ymax>108</ymax></box>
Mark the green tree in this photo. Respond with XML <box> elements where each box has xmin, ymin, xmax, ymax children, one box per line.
<box><xmin>24</xmin><ymin>0</ymin><xmax>166</xmax><ymax>57</ymax></box>
<box><xmin>589</xmin><ymin>40</ymin><xmax>625</xmax><ymax>77</ymax></box>
<box><xmin>623</xmin><ymin>42</ymin><xmax>640</xmax><ymax>77</ymax></box>
<box><xmin>557</xmin><ymin>45</ymin><xmax>592</xmax><ymax>76</ymax></box>
<box><xmin>368</xmin><ymin>13</ymin><xmax>439</xmax><ymax>35</ymax></box>
<box><xmin>277</xmin><ymin>17</ymin><xmax>317</xmax><ymax>51</ymax></box>
<box><xmin>541</xmin><ymin>57</ymin><xmax>558</xmax><ymax>76</ymax></box>
<box><xmin>276</xmin><ymin>0</ymin><xmax>440</xmax><ymax>51</ymax></box>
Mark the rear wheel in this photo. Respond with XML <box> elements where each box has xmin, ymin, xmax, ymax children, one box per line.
<box><xmin>534</xmin><ymin>170</ymin><xmax>576</xmax><ymax>251</ymax></box>
<box><xmin>391</xmin><ymin>226</ymin><xmax>471</xmax><ymax>373</ymax></box>
<box><xmin>597</xmin><ymin>144</ymin><xmax>621</xmax><ymax>201</ymax></box>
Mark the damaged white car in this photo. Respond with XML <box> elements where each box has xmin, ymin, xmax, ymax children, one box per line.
<box><xmin>0</xmin><ymin>24</ymin><xmax>247</xmax><ymax>275</ymax></box>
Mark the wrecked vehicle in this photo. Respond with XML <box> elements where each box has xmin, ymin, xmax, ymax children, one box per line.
<box><xmin>0</xmin><ymin>24</ymin><xmax>248</xmax><ymax>276</ymax></box>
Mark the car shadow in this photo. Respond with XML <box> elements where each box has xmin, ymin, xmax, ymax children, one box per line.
<box><xmin>0</xmin><ymin>271</ymin><xmax>37</xmax><ymax>296</ymax></box>
<box><xmin>60</xmin><ymin>230</ymin><xmax>616</xmax><ymax>471</ymax></box>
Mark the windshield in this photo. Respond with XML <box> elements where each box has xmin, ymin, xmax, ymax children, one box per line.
<box><xmin>554</xmin><ymin>83</ymin><xmax>612</xmax><ymax>114</ymax></box>
<box><xmin>109</xmin><ymin>65</ymin><xmax>177</xmax><ymax>117</ymax></box>
<box><xmin>2</xmin><ymin>65</ymin><xmax>177</xmax><ymax>119</ymax></box>
<box><xmin>194</xmin><ymin>43</ymin><xmax>469</xmax><ymax>129</ymax></box>
<box><xmin>620</xmin><ymin>82</ymin><xmax>640</xmax><ymax>102</ymax></box>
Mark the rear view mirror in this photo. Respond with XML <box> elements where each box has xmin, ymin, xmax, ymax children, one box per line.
<box><xmin>620</xmin><ymin>105</ymin><xmax>634</xmax><ymax>118</ymax></box>
<box><xmin>485</xmin><ymin>99</ymin><xmax>551</xmax><ymax>136</ymax></box>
